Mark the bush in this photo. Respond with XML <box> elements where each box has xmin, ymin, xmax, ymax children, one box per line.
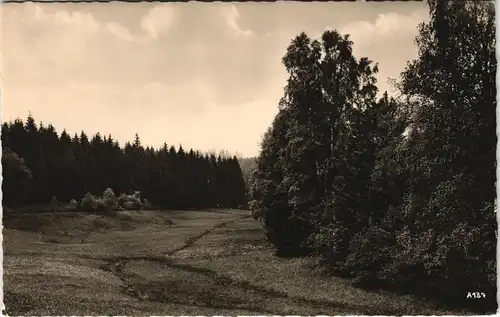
<box><xmin>131</xmin><ymin>200</ymin><xmax>141</xmax><ymax>210</ymax></box>
<box><xmin>308</xmin><ymin>224</ymin><xmax>353</xmax><ymax>274</ymax></box>
<box><xmin>81</xmin><ymin>192</ymin><xmax>98</xmax><ymax>211</ymax></box>
<box><xmin>66</xmin><ymin>199</ymin><xmax>79</xmax><ymax>211</ymax></box>
<box><xmin>123</xmin><ymin>201</ymin><xmax>136</xmax><ymax>210</ymax></box>
<box><xmin>132</xmin><ymin>191</ymin><xmax>140</xmax><ymax>200</ymax></box>
<box><xmin>96</xmin><ymin>198</ymin><xmax>114</xmax><ymax>211</ymax></box>
<box><xmin>118</xmin><ymin>193</ymin><xmax>128</xmax><ymax>206</ymax></box>
<box><xmin>103</xmin><ymin>188</ymin><xmax>116</xmax><ymax>200</ymax></box>
<box><xmin>248</xmin><ymin>200</ymin><xmax>260</xmax><ymax>219</ymax></box>
<box><xmin>69</xmin><ymin>199</ymin><xmax>78</xmax><ymax>208</ymax></box>
<box><xmin>344</xmin><ymin>226</ymin><xmax>395</xmax><ymax>283</ymax></box>
<box><xmin>118</xmin><ymin>191</ymin><xmax>142</xmax><ymax>210</ymax></box>
<box><xmin>100</xmin><ymin>188</ymin><xmax>118</xmax><ymax>211</ymax></box>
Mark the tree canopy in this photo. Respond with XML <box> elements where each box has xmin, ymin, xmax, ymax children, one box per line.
<box><xmin>1</xmin><ymin>115</ymin><xmax>248</xmax><ymax>210</ymax></box>
<box><xmin>249</xmin><ymin>1</ymin><xmax>496</xmax><ymax>310</ymax></box>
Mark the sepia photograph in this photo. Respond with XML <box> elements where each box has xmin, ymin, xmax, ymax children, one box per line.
<box><xmin>1</xmin><ymin>0</ymin><xmax>497</xmax><ymax>315</ymax></box>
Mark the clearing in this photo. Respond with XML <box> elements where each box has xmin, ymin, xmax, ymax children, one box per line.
<box><xmin>4</xmin><ymin>209</ymin><xmax>465</xmax><ymax>315</ymax></box>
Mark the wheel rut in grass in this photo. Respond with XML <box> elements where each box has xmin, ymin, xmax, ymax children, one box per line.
<box><xmin>102</xmin><ymin>215</ymin><xmax>272</xmax><ymax>313</ymax></box>
<box><xmin>99</xmin><ymin>214</ymin><xmax>402</xmax><ymax>315</ymax></box>
<box><xmin>163</xmin><ymin>262</ymin><xmax>403</xmax><ymax>315</ymax></box>
<box><xmin>166</xmin><ymin>215</ymin><xmax>251</xmax><ymax>256</ymax></box>
<box><xmin>102</xmin><ymin>255</ymin><xmax>402</xmax><ymax>315</ymax></box>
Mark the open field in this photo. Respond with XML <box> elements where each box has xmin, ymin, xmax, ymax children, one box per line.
<box><xmin>4</xmin><ymin>209</ymin><xmax>467</xmax><ymax>315</ymax></box>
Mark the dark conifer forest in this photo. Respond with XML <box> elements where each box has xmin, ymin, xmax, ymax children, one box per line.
<box><xmin>2</xmin><ymin>118</ymin><xmax>248</xmax><ymax>210</ymax></box>
<box><xmin>249</xmin><ymin>0</ymin><xmax>496</xmax><ymax>309</ymax></box>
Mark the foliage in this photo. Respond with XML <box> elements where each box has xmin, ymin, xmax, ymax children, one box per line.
<box><xmin>68</xmin><ymin>199</ymin><xmax>79</xmax><ymax>211</ymax></box>
<box><xmin>1</xmin><ymin>0</ymin><xmax>495</xmax><ymax>311</ymax></box>
<box><xmin>122</xmin><ymin>201</ymin><xmax>138</xmax><ymax>211</ymax></box>
<box><xmin>2</xmin><ymin>148</ymin><xmax>33</xmax><ymax>207</ymax></box>
<box><xmin>103</xmin><ymin>188</ymin><xmax>116</xmax><ymax>200</ymax></box>
<box><xmin>1</xmin><ymin>121</ymin><xmax>248</xmax><ymax>210</ymax></box>
<box><xmin>251</xmin><ymin>30</ymin><xmax>381</xmax><ymax>256</ymax></box>
<box><xmin>80</xmin><ymin>193</ymin><xmax>98</xmax><ymax>211</ymax></box>
<box><xmin>118</xmin><ymin>192</ymin><xmax>142</xmax><ymax>210</ymax></box>
<box><xmin>250</xmin><ymin>0</ymin><xmax>496</xmax><ymax>311</ymax></box>
<box><xmin>99</xmin><ymin>188</ymin><xmax>118</xmax><ymax>211</ymax></box>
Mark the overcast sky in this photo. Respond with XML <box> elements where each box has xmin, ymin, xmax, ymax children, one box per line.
<box><xmin>1</xmin><ymin>2</ymin><xmax>429</xmax><ymax>157</ymax></box>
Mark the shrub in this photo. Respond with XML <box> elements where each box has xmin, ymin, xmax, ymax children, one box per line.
<box><xmin>69</xmin><ymin>199</ymin><xmax>78</xmax><ymax>208</ymax></box>
<box><xmin>248</xmin><ymin>200</ymin><xmax>260</xmax><ymax>219</ymax></box>
<box><xmin>118</xmin><ymin>193</ymin><xmax>129</xmax><ymax>206</ymax></box>
<box><xmin>131</xmin><ymin>200</ymin><xmax>142</xmax><ymax>210</ymax></box>
<box><xmin>81</xmin><ymin>192</ymin><xmax>98</xmax><ymax>211</ymax></box>
<box><xmin>103</xmin><ymin>188</ymin><xmax>116</xmax><ymax>200</ymax></box>
<box><xmin>118</xmin><ymin>191</ymin><xmax>142</xmax><ymax>210</ymax></box>
<box><xmin>123</xmin><ymin>201</ymin><xmax>136</xmax><ymax>210</ymax></box>
<box><xmin>309</xmin><ymin>224</ymin><xmax>353</xmax><ymax>273</ymax></box>
<box><xmin>132</xmin><ymin>191</ymin><xmax>140</xmax><ymax>200</ymax></box>
<box><xmin>344</xmin><ymin>226</ymin><xmax>395</xmax><ymax>283</ymax></box>
<box><xmin>100</xmin><ymin>188</ymin><xmax>118</xmax><ymax>211</ymax></box>
<box><xmin>96</xmin><ymin>198</ymin><xmax>114</xmax><ymax>211</ymax></box>
<box><xmin>66</xmin><ymin>199</ymin><xmax>79</xmax><ymax>211</ymax></box>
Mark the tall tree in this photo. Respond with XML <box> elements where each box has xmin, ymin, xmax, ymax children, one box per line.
<box><xmin>394</xmin><ymin>0</ymin><xmax>496</xmax><ymax>299</ymax></box>
<box><xmin>251</xmin><ymin>30</ymin><xmax>380</xmax><ymax>256</ymax></box>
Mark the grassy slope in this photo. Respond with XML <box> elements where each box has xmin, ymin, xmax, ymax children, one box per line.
<box><xmin>4</xmin><ymin>209</ymin><xmax>468</xmax><ymax>315</ymax></box>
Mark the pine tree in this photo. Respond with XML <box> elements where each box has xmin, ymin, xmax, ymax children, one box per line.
<box><xmin>2</xmin><ymin>116</ymin><xmax>248</xmax><ymax>213</ymax></box>
<box><xmin>133</xmin><ymin>133</ymin><xmax>141</xmax><ymax>148</ymax></box>
<box><xmin>228</xmin><ymin>156</ymin><xmax>247</xmax><ymax>208</ymax></box>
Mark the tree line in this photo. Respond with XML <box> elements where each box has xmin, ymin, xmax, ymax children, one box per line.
<box><xmin>249</xmin><ymin>1</ymin><xmax>496</xmax><ymax>311</ymax></box>
<box><xmin>2</xmin><ymin>117</ymin><xmax>247</xmax><ymax>210</ymax></box>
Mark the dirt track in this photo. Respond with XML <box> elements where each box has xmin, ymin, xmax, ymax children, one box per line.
<box><xmin>3</xmin><ymin>209</ymin><xmax>460</xmax><ymax>315</ymax></box>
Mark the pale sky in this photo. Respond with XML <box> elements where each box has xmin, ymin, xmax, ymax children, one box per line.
<box><xmin>1</xmin><ymin>1</ymin><xmax>428</xmax><ymax>157</ymax></box>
